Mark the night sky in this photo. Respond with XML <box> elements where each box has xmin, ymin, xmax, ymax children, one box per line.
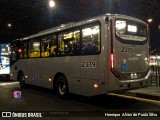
<box><xmin>0</xmin><ymin>0</ymin><xmax>159</xmax><ymax>50</ymax></box>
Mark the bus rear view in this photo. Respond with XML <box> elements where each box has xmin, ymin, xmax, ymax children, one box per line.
<box><xmin>107</xmin><ymin>15</ymin><xmax>150</xmax><ymax>92</ymax></box>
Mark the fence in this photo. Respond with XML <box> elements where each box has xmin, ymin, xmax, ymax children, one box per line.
<box><xmin>150</xmin><ymin>55</ymin><xmax>160</xmax><ymax>86</ymax></box>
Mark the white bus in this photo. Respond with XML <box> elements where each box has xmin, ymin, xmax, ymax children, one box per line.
<box><xmin>10</xmin><ymin>14</ymin><xmax>150</xmax><ymax>97</ymax></box>
<box><xmin>0</xmin><ymin>56</ymin><xmax>10</xmax><ymax>75</ymax></box>
<box><xmin>0</xmin><ymin>43</ymin><xmax>10</xmax><ymax>77</ymax></box>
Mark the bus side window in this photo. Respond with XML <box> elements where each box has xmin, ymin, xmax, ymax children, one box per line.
<box><xmin>19</xmin><ymin>42</ymin><xmax>27</xmax><ymax>59</ymax></box>
<box><xmin>58</xmin><ymin>34</ymin><xmax>64</xmax><ymax>56</ymax></box>
<box><xmin>72</xmin><ymin>30</ymin><xmax>80</xmax><ymax>55</ymax></box>
<box><xmin>41</xmin><ymin>37</ymin><xmax>49</xmax><ymax>57</ymax></box>
<box><xmin>49</xmin><ymin>35</ymin><xmax>57</xmax><ymax>57</ymax></box>
<box><xmin>58</xmin><ymin>30</ymin><xmax>80</xmax><ymax>56</ymax></box>
<box><xmin>41</xmin><ymin>35</ymin><xmax>57</xmax><ymax>57</ymax></box>
<box><xmin>82</xmin><ymin>24</ymin><xmax>100</xmax><ymax>55</ymax></box>
<box><xmin>10</xmin><ymin>47</ymin><xmax>17</xmax><ymax>63</ymax></box>
<box><xmin>28</xmin><ymin>39</ymin><xmax>40</xmax><ymax>58</ymax></box>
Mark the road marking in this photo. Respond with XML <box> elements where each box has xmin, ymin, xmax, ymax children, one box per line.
<box><xmin>0</xmin><ymin>82</ymin><xmax>19</xmax><ymax>86</ymax></box>
<box><xmin>109</xmin><ymin>93</ymin><xmax>160</xmax><ymax>105</ymax></box>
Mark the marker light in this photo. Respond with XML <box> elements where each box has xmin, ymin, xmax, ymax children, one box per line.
<box><xmin>111</xmin><ymin>54</ymin><xmax>114</xmax><ymax>69</ymax></box>
<box><xmin>25</xmin><ymin>75</ymin><xmax>28</xmax><ymax>79</ymax></box>
<box><xmin>18</xmin><ymin>49</ymin><xmax>22</xmax><ymax>53</ymax></box>
<box><xmin>93</xmin><ymin>83</ymin><xmax>99</xmax><ymax>89</ymax></box>
<box><xmin>10</xmin><ymin>73</ymin><xmax>13</xmax><ymax>76</ymax></box>
<box><xmin>48</xmin><ymin>77</ymin><xmax>52</xmax><ymax>82</ymax></box>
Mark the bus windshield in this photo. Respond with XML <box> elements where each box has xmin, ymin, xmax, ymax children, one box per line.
<box><xmin>115</xmin><ymin>19</ymin><xmax>147</xmax><ymax>41</ymax></box>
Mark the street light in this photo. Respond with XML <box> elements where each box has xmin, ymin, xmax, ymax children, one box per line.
<box><xmin>147</xmin><ymin>18</ymin><xmax>153</xmax><ymax>23</ymax></box>
<box><xmin>7</xmin><ymin>23</ymin><xmax>12</xmax><ymax>28</ymax></box>
<box><xmin>49</xmin><ymin>0</ymin><xmax>55</xmax><ymax>8</ymax></box>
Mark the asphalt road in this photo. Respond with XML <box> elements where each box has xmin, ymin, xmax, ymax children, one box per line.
<box><xmin>0</xmin><ymin>80</ymin><xmax>160</xmax><ymax>120</ymax></box>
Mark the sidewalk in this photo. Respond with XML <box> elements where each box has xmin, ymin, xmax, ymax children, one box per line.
<box><xmin>128</xmin><ymin>86</ymin><xmax>160</xmax><ymax>97</ymax></box>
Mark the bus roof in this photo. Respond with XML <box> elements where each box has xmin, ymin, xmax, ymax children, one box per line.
<box><xmin>13</xmin><ymin>13</ymin><xmax>147</xmax><ymax>42</ymax></box>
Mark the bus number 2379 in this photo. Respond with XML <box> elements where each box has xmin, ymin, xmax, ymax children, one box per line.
<box><xmin>81</xmin><ymin>61</ymin><xmax>96</xmax><ymax>68</ymax></box>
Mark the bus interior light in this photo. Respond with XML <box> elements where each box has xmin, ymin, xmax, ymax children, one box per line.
<box><xmin>2</xmin><ymin>48</ymin><xmax>5</xmax><ymax>51</ymax></box>
<box><xmin>82</xmin><ymin>28</ymin><xmax>92</xmax><ymax>36</ymax></box>
<box><xmin>33</xmin><ymin>42</ymin><xmax>40</xmax><ymax>47</ymax></box>
<box><xmin>82</xmin><ymin>27</ymin><xmax>99</xmax><ymax>36</ymax></box>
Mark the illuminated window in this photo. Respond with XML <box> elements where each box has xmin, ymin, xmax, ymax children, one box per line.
<box><xmin>116</xmin><ymin>20</ymin><xmax>126</xmax><ymax>35</ymax></box>
<box><xmin>41</xmin><ymin>35</ymin><xmax>57</xmax><ymax>57</ymax></box>
<box><xmin>127</xmin><ymin>25</ymin><xmax>137</xmax><ymax>33</ymax></box>
<box><xmin>28</xmin><ymin>39</ymin><xmax>40</xmax><ymax>58</ymax></box>
<box><xmin>82</xmin><ymin>24</ymin><xmax>100</xmax><ymax>55</ymax></box>
<box><xmin>115</xmin><ymin>19</ymin><xmax>147</xmax><ymax>41</ymax></box>
<box><xmin>58</xmin><ymin>30</ymin><xmax>80</xmax><ymax>56</ymax></box>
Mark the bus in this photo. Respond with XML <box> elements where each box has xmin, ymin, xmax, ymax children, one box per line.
<box><xmin>0</xmin><ymin>43</ymin><xmax>10</xmax><ymax>78</ymax></box>
<box><xmin>10</xmin><ymin>14</ymin><xmax>150</xmax><ymax>97</ymax></box>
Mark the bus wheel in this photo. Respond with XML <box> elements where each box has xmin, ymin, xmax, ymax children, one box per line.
<box><xmin>56</xmin><ymin>76</ymin><xmax>69</xmax><ymax>98</ymax></box>
<box><xmin>19</xmin><ymin>73</ymin><xmax>26</xmax><ymax>88</ymax></box>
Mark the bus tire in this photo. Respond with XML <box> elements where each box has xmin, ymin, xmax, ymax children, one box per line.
<box><xmin>19</xmin><ymin>73</ymin><xmax>26</xmax><ymax>88</ymax></box>
<box><xmin>56</xmin><ymin>76</ymin><xmax>69</xmax><ymax>98</ymax></box>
